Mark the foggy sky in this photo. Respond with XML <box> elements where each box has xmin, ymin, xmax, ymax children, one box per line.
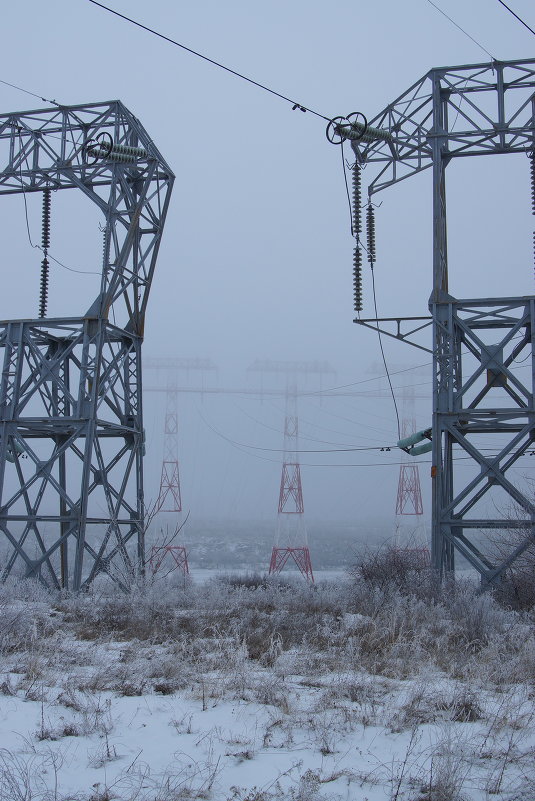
<box><xmin>0</xmin><ymin>0</ymin><xmax>534</xmax><ymax>527</ymax></box>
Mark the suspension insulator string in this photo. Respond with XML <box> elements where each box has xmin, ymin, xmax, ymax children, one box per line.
<box><xmin>352</xmin><ymin>162</ymin><xmax>362</xmax><ymax>237</ymax></box>
<box><xmin>366</xmin><ymin>201</ymin><xmax>376</xmax><ymax>266</ymax></box>
<box><xmin>39</xmin><ymin>187</ymin><xmax>51</xmax><ymax>319</ymax></box>
<box><xmin>352</xmin><ymin>163</ymin><xmax>363</xmax><ymax>312</ymax></box>
<box><xmin>102</xmin><ymin>226</ymin><xmax>109</xmax><ymax>276</ymax></box>
<box><xmin>353</xmin><ymin>246</ymin><xmax>363</xmax><ymax>312</ymax></box>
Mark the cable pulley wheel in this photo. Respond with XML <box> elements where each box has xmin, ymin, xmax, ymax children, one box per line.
<box><xmin>326</xmin><ymin>116</ymin><xmax>348</xmax><ymax>145</ymax></box>
<box><xmin>326</xmin><ymin>113</ymin><xmax>369</xmax><ymax>145</ymax></box>
<box><xmin>83</xmin><ymin>131</ymin><xmax>114</xmax><ymax>164</ymax></box>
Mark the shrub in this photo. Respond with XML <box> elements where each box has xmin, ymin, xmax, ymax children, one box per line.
<box><xmin>351</xmin><ymin>544</ymin><xmax>437</xmax><ymax>600</ymax></box>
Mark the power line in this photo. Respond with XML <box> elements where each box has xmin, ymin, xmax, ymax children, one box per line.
<box><xmin>86</xmin><ymin>0</ymin><xmax>331</xmax><ymax>122</ymax></box>
<box><xmin>196</xmin><ymin>403</ymin><xmax>395</xmax><ymax>453</ymax></box>
<box><xmin>370</xmin><ymin>265</ymin><xmax>401</xmax><ymax>441</ymax></box>
<box><xmin>496</xmin><ymin>0</ymin><xmax>535</xmax><ymax>36</ymax></box>
<box><xmin>194</xmin><ymin>406</ymin><xmax>531</xmax><ymax>468</ymax></box>
<box><xmin>0</xmin><ymin>78</ymin><xmax>60</xmax><ymax>107</ymax></box>
<box><xmin>425</xmin><ymin>0</ymin><xmax>496</xmax><ymax>60</ymax></box>
<box><xmin>18</xmin><ymin>140</ymin><xmax>101</xmax><ymax>278</ymax></box>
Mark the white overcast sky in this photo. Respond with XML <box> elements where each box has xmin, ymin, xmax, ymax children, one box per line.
<box><xmin>0</xmin><ymin>0</ymin><xmax>534</xmax><ymax>528</ymax></box>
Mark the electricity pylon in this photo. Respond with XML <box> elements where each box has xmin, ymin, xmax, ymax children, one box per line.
<box><xmin>0</xmin><ymin>103</ymin><xmax>174</xmax><ymax>590</ymax></box>
<box><xmin>144</xmin><ymin>357</ymin><xmax>217</xmax><ymax>578</ymax></box>
<box><xmin>348</xmin><ymin>58</ymin><xmax>535</xmax><ymax>587</ymax></box>
<box><xmin>247</xmin><ymin>360</ymin><xmax>335</xmax><ymax>580</ymax></box>
<box><xmin>270</xmin><ymin>388</ymin><xmax>313</xmax><ymax>581</ymax></box>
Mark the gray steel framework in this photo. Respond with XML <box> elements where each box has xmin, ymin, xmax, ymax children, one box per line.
<box><xmin>0</xmin><ymin>102</ymin><xmax>174</xmax><ymax>590</ymax></box>
<box><xmin>351</xmin><ymin>58</ymin><xmax>535</xmax><ymax>585</ymax></box>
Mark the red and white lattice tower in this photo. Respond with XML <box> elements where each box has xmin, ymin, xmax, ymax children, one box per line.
<box><xmin>144</xmin><ymin>358</ymin><xmax>217</xmax><ymax>578</ymax></box>
<box><xmin>150</xmin><ymin>543</ymin><xmax>189</xmax><ymax>576</ymax></box>
<box><xmin>395</xmin><ymin>382</ymin><xmax>425</xmax><ymax>548</ymax></box>
<box><xmin>155</xmin><ymin>379</ymin><xmax>188</xmax><ymax>575</ymax></box>
<box><xmin>247</xmin><ymin>360</ymin><xmax>335</xmax><ymax>581</ymax></box>
<box><xmin>270</xmin><ymin>388</ymin><xmax>314</xmax><ymax>581</ymax></box>
<box><xmin>396</xmin><ymin>417</ymin><xmax>424</xmax><ymax>516</ymax></box>
<box><xmin>157</xmin><ymin>383</ymin><xmax>182</xmax><ymax>514</ymax></box>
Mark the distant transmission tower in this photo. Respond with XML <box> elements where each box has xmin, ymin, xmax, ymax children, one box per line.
<box><xmin>396</xmin><ymin>386</ymin><xmax>424</xmax><ymax>529</ymax></box>
<box><xmin>247</xmin><ymin>360</ymin><xmax>335</xmax><ymax>580</ymax></box>
<box><xmin>396</xmin><ymin>418</ymin><xmax>424</xmax><ymax>515</ymax></box>
<box><xmin>270</xmin><ymin>388</ymin><xmax>314</xmax><ymax>581</ymax></box>
<box><xmin>157</xmin><ymin>379</ymin><xmax>182</xmax><ymax>514</ymax></box>
<box><xmin>145</xmin><ymin>357</ymin><xmax>217</xmax><ymax>578</ymax></box>
<box><xmin>153</xmin><ymin>378</ymin><xmax>188</xmax><ymax>577</ymax></box>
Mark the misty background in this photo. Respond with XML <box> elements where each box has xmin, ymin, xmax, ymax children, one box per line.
<box><xmin>0</xmin><ymin>0</ymin><xmax>534</xmax><ymax>569</ymax></box>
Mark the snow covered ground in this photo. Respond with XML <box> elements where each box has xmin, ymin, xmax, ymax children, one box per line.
<box><xmin>0</xmin><ymin>571</ymin><xmax>534</xmax><ymax>800</ymax></box>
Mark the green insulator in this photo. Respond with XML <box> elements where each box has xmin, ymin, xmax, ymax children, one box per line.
<box><xmin>338</xmin><ymin>122</ymin><xmax>392</xmax><ymax>144</ymax></box>
<box><xmin>397</xmin><ymin>429</ymin><xmax>428</xmax><ymax>449</ymax></box>
<box><xmin>410</xmin><ymin>441</ymin><xmax>433</xmax><ymax>456</ymax></box>
<box><xmin>93</xmin><ymin>145</ymin><xmax>147</xmax><ymax>163</ymax></box>
<box><xmin>6</xmin><ymin>439</ymin><xmax>24</xmax><ymax>463</ymax></box>
<box><xmin>110</xmin><ymin>144</ymin><xmax>147</xmax><ymax>158</ymax></box>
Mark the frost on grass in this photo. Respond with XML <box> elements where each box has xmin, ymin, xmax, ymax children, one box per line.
<box><xmin>0</xmin><ymin>565</ymin><xmax>534</xmax><ymax>799</ymax></box>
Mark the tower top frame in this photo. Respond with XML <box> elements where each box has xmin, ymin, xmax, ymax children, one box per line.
<box><xmin>0</xmin><ymin>100</ymin><xmax>175</xmax><ymax>333</ymax></box>
<box><xmin>353</xmin><ymin>58</ymin><xmax>535</xmax><ymax>195</ymax></box>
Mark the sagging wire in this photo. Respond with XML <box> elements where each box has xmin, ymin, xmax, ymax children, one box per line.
<box><xmin>341</xmin><ymin>141</ymin><xmax>355</xmax><ymax>238</ymax></box>
<box><xmin>87</xmin><ymin>0</ymin><xmax>331</xmax><ymax>123</ymax></box>
<box><xmin>17</xmin><ymin>131</ymin><xmax>100</xmax><ymax>278</ymax></box>
<box><xmin>496</xmin><ymin>0</ymin><xmax>535</xmax><ymax>37</ymax></box>
<box><xmin>366</xmin><ymin>199</ymin><xmax>402</xmax><ymax>441</ymax></box>
<box><xmin>196</xmin><ymin>402</ymin><xmax>396</xmax><ymax>454</ymax></box>
<box><xmin>236</xmin><ymin>398</ymin><xmax>391</xmax><ymax>447</ymax></box>
<box><xmin>0</xmin><ymin>77</ymin><xmax>60</xmax><ymax>106</ymax></box>
<box><xmin>196</xmin><ymin>404</ymin><xmax>523</xmax><ymax>469</ymax></box>
<box><xmin>425</xmin><ymin>0</ymin><xmax>496</xmax><ymax>60</ymax></box>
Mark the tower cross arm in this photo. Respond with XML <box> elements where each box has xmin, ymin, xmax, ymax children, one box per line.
<box><xmin>351</xmin><ymin>59</ymin><xmax>535</xmax><ymax>197</ymax></box>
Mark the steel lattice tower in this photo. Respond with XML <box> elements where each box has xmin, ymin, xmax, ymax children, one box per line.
<box><xmin>396</xmin><ymin>386</ymin><xmax>424</xmax><ymax>524</ymax></box>
<box><xmin>247</xmin><ymin>360</ymin><xmax>335</xmax><ymax>580</ymax></box>
<box><xmin>0</xmin><ymin>103</ymin><xmax>174</xmax><ymax>590</ymax></box>
<box><xmin>270</xmin><ymin>389</ymin><xmax>313</xmax><ymax>581</ymax></box>
<box><xmin>144</xmin><ymin>358</ymin><xmax>217</xmax><ymax>578</ymax></box>
<box><xmin>396</xmin><ymin>418</ymin><xmax>424</xmax><ymax>517</ymax></box>
<box><xmin>150</xmin><ymin>544</ymin><xmax>189</xmax><ymax>578</ymax></box>
<box><xmin>157</xmin><ymin>381</ymin><xmax>182</xmax><ymax>514</ymax></box>
<box><xmin>349</xmin><ymin>59</ymin><xmax>535</xmax><ymax>587</ymax></box>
